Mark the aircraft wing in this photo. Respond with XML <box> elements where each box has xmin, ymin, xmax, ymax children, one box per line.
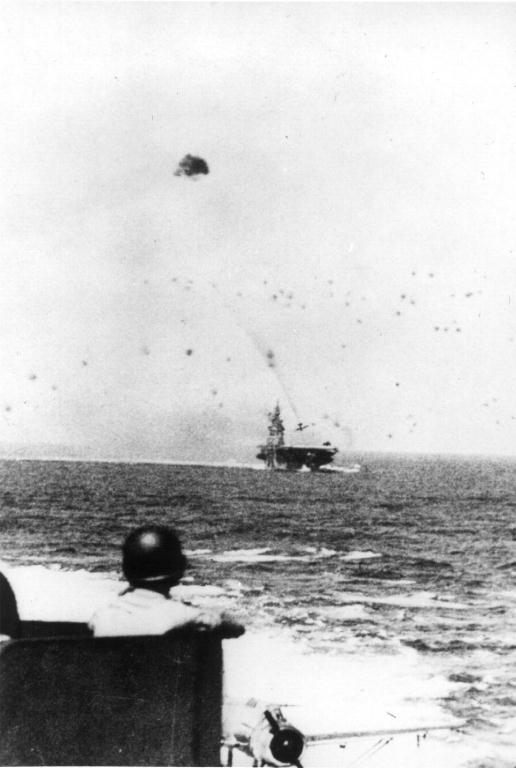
<box><xmin>304</xmin><ymin>720</ymin><xmax>465</xmax><ymax>745</ymax></box>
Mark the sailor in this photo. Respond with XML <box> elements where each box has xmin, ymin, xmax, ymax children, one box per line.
<box><xmin>89</xmin><ymin>525</ymin><xmax>241</xmax><ymax>637</ymax></box>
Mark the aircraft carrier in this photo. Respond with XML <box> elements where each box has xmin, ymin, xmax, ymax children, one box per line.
<box><xmin>256</xmin><ymin>404</ymin><xmax>338</xmax><ymax>471</ymax></box>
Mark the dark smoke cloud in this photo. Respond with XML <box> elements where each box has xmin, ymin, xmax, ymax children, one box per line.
<box><xmin>174</xmin><ymin>154</ymin><xmax>209</xmax><ymax>178</ymax></box>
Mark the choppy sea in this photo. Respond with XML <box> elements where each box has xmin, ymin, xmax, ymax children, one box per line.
<box><xmin>1</xmin><ymin>454</ymin><xmax>515</xmax><ymax>766</ymax></box>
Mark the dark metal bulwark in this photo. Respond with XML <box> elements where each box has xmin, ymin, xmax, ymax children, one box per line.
<box><xmin>0</xmin><ymin>622</ymin><xmax>244</xmax><ymax>766</ymax></box>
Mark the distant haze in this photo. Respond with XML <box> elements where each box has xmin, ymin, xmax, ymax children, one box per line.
<box><xmin>1</xmin><ymin>3</ymin><xmax>516</xmax><ymax>461</ymax></box>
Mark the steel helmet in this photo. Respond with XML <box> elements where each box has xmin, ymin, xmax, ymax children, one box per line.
<box><xmin>122</xmin><ymin>525</ymin><xmax>187</xmax><ymax>583</ymax></box>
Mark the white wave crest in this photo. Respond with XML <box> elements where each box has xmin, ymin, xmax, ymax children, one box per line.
<box><xmin>340</xmin><ymin>550</ymin><xmax>382</xmax><ymax>562</ymax></box>
<box><xmin>329</xmin><ymin>463</ymin><xmax>362</xmax><ymax>473</ymax></box>
<box><xmin>211</xmin><ymin>547</ymin><xmax>337</xmax><ymax>563</ymax></box>
<box><xmin>336</xmin><ymin>590</ymin><xmax>469</xmax><ymax>610</ymax></box>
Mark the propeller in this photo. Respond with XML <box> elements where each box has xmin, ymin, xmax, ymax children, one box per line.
<box><xmin>264</xmin><ymin>710</ymin><xmax>305</xmax><ymax>767</ymax></box>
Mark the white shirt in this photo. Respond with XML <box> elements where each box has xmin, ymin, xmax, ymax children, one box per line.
<box><xmin>88</xmin><ymin>587</ymin><xmax>205</xmax><ymax>637</ymax></box>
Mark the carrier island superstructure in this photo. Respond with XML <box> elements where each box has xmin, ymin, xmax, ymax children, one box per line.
<box><xmin>256</xmin><ymin>404</ymin><xmax>338</xmax><ymax>471</ymax></box>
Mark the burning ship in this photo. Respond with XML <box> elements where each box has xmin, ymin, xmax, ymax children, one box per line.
<box><xmin>257</xmin><ymin>403</ymin><xmax>338</xmax><ymax>471</ymax></box>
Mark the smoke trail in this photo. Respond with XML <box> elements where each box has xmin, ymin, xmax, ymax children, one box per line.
<box><xmin>209</xmin><ymin>283</ymin><xmax>301</xmax><ymax>421</ymax></box>
<box><xmin>243</xmin><ymin>327</ymin><xmax>301</xmax><ymax>421</ymax></box>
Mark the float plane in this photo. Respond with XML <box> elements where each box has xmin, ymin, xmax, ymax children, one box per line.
<box><xmin>221</xmin><ymin>699</ymin><xmax>464</xmax><ymax>767</ymax></box>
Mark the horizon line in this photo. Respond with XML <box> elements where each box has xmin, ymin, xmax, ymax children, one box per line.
<box><xmin>0</xmin><ymin>449</ymin><xmax>515</xmax><ymax>467</ymax></box>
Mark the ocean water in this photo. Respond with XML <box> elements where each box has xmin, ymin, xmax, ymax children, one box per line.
<box><xmin>1</xmin><ymin>454</ymin><xmax>515</xmax><ymax>766</ymax></box>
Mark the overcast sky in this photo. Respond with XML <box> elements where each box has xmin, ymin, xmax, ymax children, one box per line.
<box><xmin>1</xmin><ymin>2</ymin><xmax>516</xmax><ymax>462</ymax></box>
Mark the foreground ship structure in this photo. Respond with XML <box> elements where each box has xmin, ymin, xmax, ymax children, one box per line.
<box><xmin>257</xmin><ymin>404</ymin><xmax>338</xmax><ymax>471</ymax></box>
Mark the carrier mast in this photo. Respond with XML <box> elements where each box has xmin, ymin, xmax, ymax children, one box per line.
<box><xmin>263</xmin><ymin>403</ymin><xmax>285</xmax><ymax>468</ymax></box>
